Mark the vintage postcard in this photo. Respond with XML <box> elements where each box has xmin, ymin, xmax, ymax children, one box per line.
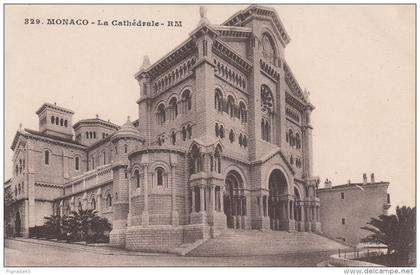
<box><xmin>3</xmin><ymin>4</ymin><xmax>416</xmax><ymax>269</ymax></box>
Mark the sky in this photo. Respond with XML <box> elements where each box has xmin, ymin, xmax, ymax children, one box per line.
<box><xmin>4</xmin><ymin>5</ymin><xmax>415</xmax><ymax>208</ymax></box>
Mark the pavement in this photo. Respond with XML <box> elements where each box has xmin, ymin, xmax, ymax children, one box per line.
<box><xmin>4</xmin><ymin>230</ymin><xmax>349</xmax><ymax>267</ymax></box>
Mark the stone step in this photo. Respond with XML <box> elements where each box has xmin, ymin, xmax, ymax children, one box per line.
<box><xmin>188</xmin><ymin>229</ymin><xmax>349</xmax><ymax>257</ymax></box>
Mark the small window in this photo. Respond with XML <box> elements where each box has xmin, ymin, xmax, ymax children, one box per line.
<box><xmin>91</xmin><ymin>198</ymin><xmax>96</xmax><ymax>210</ymax></box>
<box><xmin>86</xmin><ymin>132</ymin><xmax>89</xmax><ymax>139</ymax></box>
<box><xmin>229</xmin><ymin>129</ymin><xmax>235</xmax><ymax>143</ymax></box>
<box><xmin>44</xmin><ymin>150</ymin><xmax>50</xmax><ymax>165</ymax></box>
<box><xmin>124</xmin><ymin>170</ymin><xmax>128</xmax><ymax>179</ymax></box>
<box><xmin>64</xmin><ymin>120</ymin><xmax>68</xmax><ymax>127</ymax></box>
<box><xmin>187</xmin><ymin>125</ymin><xmax>192</xmax><ymax>139</ymax></box>
<box><xmin>93</xmin><ymin>132</ymin><xmax>96</xmax><ymax>139</ymax></box>
<box><xmin>341</xmin><ymin>192</ymin><xmax>344</xmax><ymax>199</ymax></box>
<box><xmin>60</xmin><ymin>118</ymin><xmax>64</xmax><ymax>126</ymax></box>
<box><xmin>51</xmin><ymin>116</ymin><xmax>55</xmax><ymax>124</ymax></box>
<box><xmin>55</xmin><ymin>117</ymin><xmax>59</xmax><ymax>125</ymax></box>
<box><xmin>106</xmin><ymin>194</ymin><xmax>112</xmax><ymax>208</ymax></box>
<box><xmin>342</xmin><ymin>218</ymin><xmax>345</xmax><ymax>225</ymax></box>
<box><xmin>156</xmin><ymin>167</ymin><xmax>164</xmax><ymax>186</ymax></box>
<box><xmin>387</xmin><ymin>193</ymin><xmax>390</xmax><ymax>204</ymax></box>
<box><xmin>215</xmin><ymin>123</ymin><xmax>219</xmax><ymax>137</ymax></box>
<box><xmin>135</xmin><ymin>170</ymin><xmax>140</xmax><ymax>188</ymax></box>
<box><xmin>75</xmin><ymin>156</ymin><xmax>80</xmax><ymax>171</ymax></box>
<box><xmin>124</xmin><ymin>144</ymin><xmax>128</xmax><ymax>153</ymax></box>
<box><xmin>182</xmin><ymin>127</ymin><xmax>187</xmax><ymax>141</ymax></box>
<box><xmin>171</xmin><ymin>131</ymin><xmax>176</xmax><ymax>145</ymax></box>
<box><xmin>78</xmin><ymin>201</ymin><xmax>82</xmax><ymax>211</ymax></box>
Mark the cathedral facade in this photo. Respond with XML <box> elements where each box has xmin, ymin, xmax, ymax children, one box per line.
<box><xmin>7</xmin><ymin>5</ymin><xmax>321</xmax><ymax>252</ymax></box>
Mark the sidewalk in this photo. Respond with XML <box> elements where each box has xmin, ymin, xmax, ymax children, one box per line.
<box><xmin>10</xmin><ymin>237</ymin><xmax>169</xmax><ymax>257</ymax></box>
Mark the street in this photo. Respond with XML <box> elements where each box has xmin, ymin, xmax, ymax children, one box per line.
<box><xmin>5</xmin><ymin>239</ymin><xmax>336</xmax><ymax>267</ymax></box>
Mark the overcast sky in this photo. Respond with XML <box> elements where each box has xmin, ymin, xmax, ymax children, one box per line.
<box><xmin>5</xmin><ymin>5</ymin><xmax>415</xmax><ymax>208</ymax></box>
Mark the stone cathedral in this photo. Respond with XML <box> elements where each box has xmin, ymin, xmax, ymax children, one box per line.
<box><xmin>7</xmin><ymin>5</ymin><xmax>321</xmax><ymax>252</ymax></box>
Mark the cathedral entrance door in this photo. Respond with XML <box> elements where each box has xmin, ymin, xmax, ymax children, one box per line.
<box><xmin>224</xmin><ymin>170</ymin><xmax>246</xmax><ymax>229</ymax></box>
<box><xmin>268</xmin><ymin>169</ymin><xmax>288</xmax><ymax>231</ymax></box>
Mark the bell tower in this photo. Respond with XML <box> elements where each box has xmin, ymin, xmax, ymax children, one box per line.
<box><xmin>35</xmin><ymin>102</ymin><xmax>74</xmax><ymax>139</ymax></box>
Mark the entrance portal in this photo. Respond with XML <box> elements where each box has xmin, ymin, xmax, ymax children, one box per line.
<box><xmin>268</xmin><ymin>169</ymin><xmax>288</xmax><ymax>230</ymax></box>
<box><xmin>15</xmin><ymin>211</ymin><xmax>21</xmax><ymax>237</ymax></box>
<box><xmin>224</xmin><ymin>171</ymin><xmax>246</xmax><ymax>229</ymax></box>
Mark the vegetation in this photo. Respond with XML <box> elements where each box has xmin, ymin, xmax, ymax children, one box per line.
<box><xmin>30</xmin><ymin>209</ymin><xmax>112</xmax><ymax>243</ymax></box>
<box><xmin>361</xmin><ymin>205</ymin><xmax>416</xmax><ymax>266</ymax></box>
<box><xmin>4</xmin><ymin>187</ymin><xmax>16</xmax><ymax>237</ymax></box>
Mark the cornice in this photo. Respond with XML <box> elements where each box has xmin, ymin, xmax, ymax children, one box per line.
<box><xmin>212</xmin><ymin>39</ymin><xmax>252</xmax><ymax>74</ymax></box>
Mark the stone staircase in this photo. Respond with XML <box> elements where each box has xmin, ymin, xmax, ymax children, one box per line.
<box><xmin>187</xmin><ymin>229</ymin><xmax>349</xmax><ymax>257</ymax></box>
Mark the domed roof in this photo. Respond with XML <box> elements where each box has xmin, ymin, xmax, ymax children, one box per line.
<box><xmin>111</xmin><ymin>116</ymin><xmax>143</xmax><ymax>141</ymax></box>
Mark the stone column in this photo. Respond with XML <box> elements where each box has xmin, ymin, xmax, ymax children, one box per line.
<box><xmin>171</xmin><ymin>164</ymin><xmax>179</xmax><ymax>225</ymax></box>
<box><xmin>127</xmin><ymin>170</ymin><xmax>132</xmax><ymax>226</ymax></box>
<box><xmin>70</xmin><ymin>196</ymin><xmax>75</xmax><ymax>212</ymax></box>
<box><xmin>200</xmin><ymin>186</ymin><xmax>205</xmax><ymax>212</ymax></box>
<box><xmin>59</xmin><ymin>200</ymin><xmax>64</xmax><ymax>217</ymax></box>
<box><xmin>191</xmin><ymin>188</ymin><xmax>196</xmax><ymax>213</ymax></box>
<box><xmin>142</xmin><ymin>164</ymin><xmax>149</xmax><ymax>226</ymax></box>
<box><xmin>96</xmin><ymin>188</ymin><xmax>102</xmax><ymax>216</ymax></box>
<box><xmin>220</xmin><ymin>187</ymin><xmax>224</xmax><ymax>213</ymax></box>
<box><xmin>210</xmin><ymin>186</ymin><xmax>215</xmax><ymax>212</ymax></box>
<box><xmin>259</xmin><ymin>195</ymin><xmax>264</xmax><ymax>217</ymax></box>
<box><xmin>82</xmin><ymin>192</ymin><xmax>88</xmax><ymax>210</ymax></box>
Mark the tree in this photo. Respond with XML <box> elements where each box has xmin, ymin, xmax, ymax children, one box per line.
<box><xmin>361</xmin><ymin>205</ymin><xmax>416</xmax><ymax>265</ymax></box>
<box><xmin>4</xmin><ymin>187</ymin><xmax>16</xmax><ymax>237</ymax></box>
<box><xmin>43</xmin><ymin>214</ymin><xmax>62</xmax><ymax>239</ymax></box>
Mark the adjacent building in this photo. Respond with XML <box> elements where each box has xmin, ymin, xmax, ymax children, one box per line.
<box><xmin>318</xmin><ymin>173</ymin><xmax>391</xmax><ymax>245</ymax></box>
<box><xmin>6</xmin><ymin>5</ymin><xmax>321</xmax><ymax>252</ymax></box>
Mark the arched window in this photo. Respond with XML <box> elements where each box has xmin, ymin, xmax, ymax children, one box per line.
<box><xmin>243</xmin><ymin>135</ymin><xmax>248</xmax><ymax>148</ymax></box>
<box><xmin>239</xmin><ymin>101</ymin><xmax>247</xmax><ymax>123</ymax></box>
<box><xmin>296</xmin><ymin>133</ymin><xmax>301</xmax><ymax>149</ymax></box>
<box><xmin>157</xmin><ymin>103</ymin><xmax>166</xmax><ymax>125</ymax></box>
<box><xmin>91</xmin><ymin>198</ymin><xmax>96</xmax><ymax>210</ymax></box>
<box><xmin>229</xmin><ymin>129</ymin><xmax>235</xmax><ymax>143</ymax></box>
<box><xmin>18</xmin><ymin>183</ymin><xmax>21</xmax><ymax>194</ymax></box>
<box><xmin>103</xmin><ymin>151</ymin><xmax>106</xmax><ymax>165</ymax></box>
<box><xmin>51</xmin><ymin>116</ymin><xmax>55</xmax><ymax>124</ymax></box>
<box><xmin>156</xmin><ymin>167</ymin><xmax>164</xmax><ymax>186</ymax></box>
<box><xmin>288</xmin><ymin>129</ymin><xmax>294</xmax><ymax>146</ymax></box>
<box><xmin>89</xmin><ymin>132</ymin><xmax>93</xmax><ymax>139</ymax></box>
<box><xmin>182</xmin><ymin>127</ymin><xmax>187</xmax><ymax>141</ymax></box>
<box><xmin>60</xmin><ymin>118</ymin><xmax>64</xmax><ymax>126</ymax></box>
<box><xmin>19</xmin><ymin>159</ymin><xmax>22</xmax><ymax>174</ymax></box>
<box><xmin>15</xmin><ymin>164</ymin><xmax>18</xmax><ymax>175</ymax></box>
<box><xmin>124</xmin><ymin>144</ymin><xmax>128</xmax><ymax>153</ymax></box>
<box><xmin>106</xmin><ymin>194</ymin><xmax>112</xmax><ymax>208</ymax></box>
<box><xmin>64</xmin><ymin>120</ymin><xmax>68</xmax><ymax>127</ymax></box>
<box><xmin>86</xmin><ymin>132</ymin><xmax>89</xmax><ymax>139</ymax></box>
<box><xmin>262</xmin><ymin>33</ymin><xmax>276</xmax><ymax>64</ymax></box>
<box><xmin>135</xmin><ymin>169</ymin><xmax>140</xmax><ymax>188</ymax></box>
<box><xmin>44</xmin><ymin>150</ymin><xmax>50</xmax><ymax>165</ymax></box>
<box><xmin>75</xmin><ymin>156</ymin><xmax>80</xmax><ymax>171</ymax></box>
<box><xmin>219</xmin><ymin>125</ymin><xmax>225</xmax><ymax>138</ymax></box>
<box><xmin>187</xmin><ymin>124</ymin><xmax>192</xmax><ymax>139</ymax></box>
<box><xmin>78</xmin><ymin>201</ymin><xmax>82</xmax><ymax>211</ymax></box>
<box><xmin>182</xmin><ymin>90</ymin><xmax>192</xmax><ymax>112</ymax></box>
<box><xmin>215</xmin><ymin>123</ymin><xmax>219</xmax><ymax>137</ymax></box>
<box><xmin>55</xmin><ymin>117</ymin><xmax>59</xmax><ymax>125</ymax></box>
<box><xmin>157</xmin><ymin>137</ymin><xmax>162</xmax><ymax>146</ymax></box>
<box><xmin>214</xmin><ymin>89</ymin><xmax>223</xmax><ymax>111</ymax></box>
<box><xmin>169</xmin><ymin>97</ymin><xmax>178</xmax><ymax>119</ymax></box>
<box><xmin>15</xmin><ymin>186</ymin><xmax>17</xmax><ymax>196</ymax></box>
<box><xmin>261</xmin><ymin>85</ymin><xmax>274</xmax><ymax>115</ymax></box>
<box><xmin>93</xmin><ymin>132</ymin><xmax>96</xmax><ymax>139</ymax></box>
<box><xmin>227</xmin><ymin>96</ymin><xmax>235</xmax><ymax>118</ymax></box>
<box><xmin>190</xmin><ymin>145</ymin><xmax>201</xmax><ymax>174</ymax></box>
<box><xmin>171</xmin><ymin>131</ymin><xmax>176</xmax><ymax>145</ymax></box>
<box><xmin>239</xmin><ymin>134</ymin><xmax>243</xmax><ymax>146</ymax></box>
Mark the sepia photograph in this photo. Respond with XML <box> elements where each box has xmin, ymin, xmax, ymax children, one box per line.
<box><xmin>3</xmin><ymin>3</ymin><xmax>416</xmax><ymax>269</ymax></box>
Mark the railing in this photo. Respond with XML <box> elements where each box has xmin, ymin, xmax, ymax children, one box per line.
<box><xmin>329</xmin><ymin>246</ymin><xmax>387</xmax><ymax>267</ymax></box>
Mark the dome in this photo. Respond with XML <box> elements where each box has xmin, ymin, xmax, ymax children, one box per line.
<box><xmin>111</xmin><ymin>117</ymin><xmax>144</xmax><ymax>141</ymax></box>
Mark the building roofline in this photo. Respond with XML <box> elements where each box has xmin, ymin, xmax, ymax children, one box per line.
<box><xmin>73</xmin><ymin>118</ymin><xmax>120</xmax><ymax>131</ymax></box>
<box><xmin>318</xmin><ymin>181</ymin><xmax>390</xmax><ymax>191</ymax></box>
<box><xmin>35</xmin><ymin>103</ymin><xmax>74</xmax><ymax>115</ymax></box>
